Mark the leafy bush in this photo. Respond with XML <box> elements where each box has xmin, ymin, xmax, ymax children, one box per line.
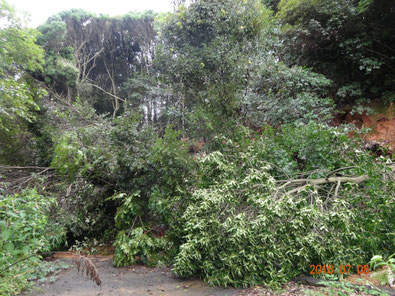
<box><xmin>370</xmin><ymin>254</ymin><xmax>395</xmax><ymax>271</ymax></box>
<box><xmin>51</xmin><ymin>120</ymin><xmax>116</xmax><ymax>238</ymax></box>
<box><xmin>242</xmin><ymin>58</ymin><xmax>333</xmax><ymax>126</ymax></box>
<box><xmin>276</xmin><ymin>0</ymin><xmax>395</xmax><ymax>106</ymax></box>
<box><xmin>172</xmin><ymin>125</ymin><xmax>394</xmax><ymax>287</ymax></box>
<box><xmin>369</xmin><ymin>254</ymin><xmax>395</xmax><ymax>287</ymax></box>
<box><xmin>260</xmin><ymin>122</ymin><xmax>365</xmax><ymax>175</ymax></box>
<box><xmin>155</xmin><ymin>0</ymin><xmax>271</xmax><ymax>138</ymax></box>
<box><xmin>51</xmin><ymin>111</ymin><xmax>196</xmax><ymax>255</ymax></box>
<box><xmin>113</xmin><ymin>227</ymin><xmax>173</xmax><ymax>267</ymax></box>
<box><xmin>0</xmin><ymin>189</ymin><xmax>65</xmax><ymax>295</ymax></box>
<box><xmin>112</xmin><ymin>127</ymin><xmax>195</xmax><ymax>266</ymax></box>
<box><xmin>50</xmin><ymin>112</ymin><xmax>153</xmax><ymax>239</ymax></box>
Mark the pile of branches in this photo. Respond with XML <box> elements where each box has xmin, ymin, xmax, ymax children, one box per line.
<box><xmin>0</xmin><ymin>165</ymin><xmax>55</xmax><ymax>195</ymax></box>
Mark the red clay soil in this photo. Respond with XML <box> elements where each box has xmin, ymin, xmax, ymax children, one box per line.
<box><xmin>345</xmin><ymin>106</ymin><xmax>395</xmax><ymax>152</ymax></box>
<box><xmin>365</xmin><ymin>117</ymin><xmax>395</xmax><ymax>148</ymax></box>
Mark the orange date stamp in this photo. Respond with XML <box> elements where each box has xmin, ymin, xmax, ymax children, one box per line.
<box><xmin>310</xmin><ymin>264</ymin><xmax>370</xmax><ymax>275</ymax></box>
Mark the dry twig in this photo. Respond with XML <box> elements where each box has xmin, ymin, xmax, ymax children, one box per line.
<box><xmin>75</xmin><ymin>255</ymin><xmax>102</xmax><ymax>287</ymax></box>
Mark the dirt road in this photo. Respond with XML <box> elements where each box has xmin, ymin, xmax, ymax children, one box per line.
<box><xmin>29</xmin><ymin>257</ymin><xmax>240</xmax><ymax>296</ymax></box>
<box><xmin>28</xmin><ymin>254</ymin><xmax>394</xmax><ymax>296</ymax></box>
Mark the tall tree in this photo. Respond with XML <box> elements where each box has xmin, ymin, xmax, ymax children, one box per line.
<box><xmin>155</xmin><ymin>0</ymin><xmax>269</xmax><ymax>138</ymax></box>
<box><xmin>0</xmin><ymin>0</ymin><xmax>45</xmax><ymax>164</ymax></box>
<box><xmin>37</xmin><ymin>9</ymin><xmax>105</xmax><ymax>101</ymax></box>
<box><xmin>119</xmin><ymin>11</ymin><xmax>160</xmax><ymax>123</ymax></box>
<box><xmin>37</xmin><ymin>13</ymin><xmax>79</xmax><ymax>101</ymax></box>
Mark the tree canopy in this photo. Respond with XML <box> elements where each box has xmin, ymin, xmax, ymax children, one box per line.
<box><xmin>0</xmin><ymin>0</ymin><xmax>45</xmax><ymax>163</ymax></box>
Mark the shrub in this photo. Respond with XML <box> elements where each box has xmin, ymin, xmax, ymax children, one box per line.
<box><xmin>51</xmin><ymin>121</ymin><xmax>116</xmax><ymax>239</ymax></box>
<box><xmin>0</xmin><ymin>189</ymin><xmax>65</xmax><ymax>295</ymax></box>
<box><xmin>242</xmin><ymin>58</ymin><xmax>333</xmax><ymax>127</ymax></box>
<box><xmin>260</xmin><ymin>122</ymin><xmax>367</xmax><ymax>176</ymax></box>
<box><xmin>113</xmin><ymin>227</ymin><xmax>173</xmax><ymax>267</ymax></box>
<box><xmin>51</xmin><ymin>111</ymin><xmax>196</xmax><ymax>256</ymax></box>
<box><xmin>112</xmin><ymin>127</ymin><xmax>196</xmax><ymax>266</ymax></box>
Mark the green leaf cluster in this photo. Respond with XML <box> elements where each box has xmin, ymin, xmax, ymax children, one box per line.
<box><xmin>0</xmin><ymin>189</ymin><xmax>65</xmax><ymax>295</ymax></box>
<box><xmin>172</xmin><ymin>125</ymin><xmax>394</xmax><ymax>287</ymax></box>
<box><xmin>242</xmin><ymin>57</ymin><xmax>334</xmax><ymax>126</ymax></box>
<box><xmin>276</xmin><ymin>0</ymin><xmax>395</xmax><ymax>105</ymax></box>
<box><xmin>50</xmin><ymin>112</ymin><xmax>195</xmax><ymax>246</ymax></box>
<box><xmin>155</xmin><ymin>0</ymin><xmax>271</xmax><ymax>137</ymax></box>
<box><xmin>0</xmin><ymin>0</ymin><xmax>46</xmax><ymax>165</ymax></box>
<box><xmin>113</xmin><ymin>227</ymin><xmax>172</xmax><ymax>267</ymax></box>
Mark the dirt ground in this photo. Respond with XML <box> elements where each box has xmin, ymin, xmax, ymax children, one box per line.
<box><xmin>27</xmin><ymin>253</ymin><xmax>394</xmax><ymax>296</ymax></box>
<box><xmin>344</xmin><ymin>102</ymin><xmax>395</xmax><ymax>152</ymax></box>
<box><xmin>28</xmin><ymin>256</ymin><xmax>240</xmax><ymax>296</ymax></box>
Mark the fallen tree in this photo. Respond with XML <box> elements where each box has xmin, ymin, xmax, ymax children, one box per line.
<box><xmin>275</xmin><ymin>164</ymin><xmax>395</xmax><ymax>197</ymax></box>
<box><xmin>171</xmin><ymin>147</ymin><xmax>394</xmax><ymax>287</ymax></box>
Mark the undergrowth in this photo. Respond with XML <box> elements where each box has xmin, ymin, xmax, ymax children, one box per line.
<box><xmin>0</xmin><ymin>189</ymin><xmax>65</xmax><ymax>295</ymax></box>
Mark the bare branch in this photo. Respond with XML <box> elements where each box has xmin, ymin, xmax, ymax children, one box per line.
<box><xmin>276</xmin><ymin>164</ymin><xmax>395</xmax><ymax>196</ymax></box>
<box><xmin>334</xmin><ymin>181</ymin><xmax>341</xmax><ymax>197</ymax></box>
<box><xmin>0</xmin><ymin>165</ymin><xmax>54</xmax><ymax>170</ymax></box>
<box><xmin>286</xmin><ymin>184</ymin><xmax>309</xmax><ymax>195</ymax></box>
<box><xmin>87</xmin><ymin>83</ymin><xmax>126</xmax><ymax>102</ymax></box>
<box><xmin>326</xmin><ymin>166</ymin><xmax>357</xmax><ymax>178</ymax></box>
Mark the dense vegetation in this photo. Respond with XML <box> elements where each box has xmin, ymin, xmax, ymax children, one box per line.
<box><xmin>0</xmin><ymin>0</ymin><xmax>394</xmax><ymax>294</ymax></box>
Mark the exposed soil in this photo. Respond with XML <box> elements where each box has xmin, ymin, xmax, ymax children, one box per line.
<box><xmin>365</xmin><ymin>117</ymin><xmax>395</xmax><ymax>149</ymax></box>
<box><xmin>28</xmin><ymin>254</ymin><xmax>240</xmax><ymax>296</ymax></box>
<box><xmin>344</xmin><ymin>103</ymin><xmax>395</xmax><ymax>152</ymax></box>
<box><xmin>27</xmin><ymin>253</ymin><xmax>394</xmax><ymax>296</ymax></box>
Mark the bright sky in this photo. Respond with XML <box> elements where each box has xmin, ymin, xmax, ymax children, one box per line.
<box><xmin>7</xmin><ymin>0</ymin><xmax>174</xmax><ymax>27</ymax></box>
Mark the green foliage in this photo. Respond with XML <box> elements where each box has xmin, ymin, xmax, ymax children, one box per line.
<box><xmin>318</xmin><ymin>280</ymin><xmax>390</xmax><ymax>296</ymax></box>
<box><xmin>369</xmin><ymin>254</ymin><xmax>395</xmax><ymax>287</ymax></box>
<box><xmin>0</xmin><ymin>189</ymin><xmax>65</xmax><ymax>295</ymax></box>
<box><xmin>51</xmin><ymin>131</ymin><xmax>86</xmax><ymax>178</ymax></box>
<box><xmin>42</xmin><ymin>55</ymin><xmax>79</xmax><ymax>87</ymax></box>
<box><xmin>146</xmin><ymin>128</ymin><xmax>194</xmax><ymax>224</ymax></box>
<box><xmin>276</xmin><ymin>0</ymin><xmax>395</xmax><ymax>105</ymax></box>
<box><xmin>0</xmin><ymin>76</ymin><xmax>47</xmax><ymax>165</ymax></box>
<box><xmin>155</xmin><ymin>0</ymin><xmax>271</xmax><ymax>136</ymax></box>
<box><xmin>0</xmin><ymin>0</ymin><xmax>43</xmax><ymax>77</ymax></box>
<box><xmin>3</xmin><ymin>0</ymin><xmax>393</xmax><ymax>291</ymax></box>
<box><xmin>242</xmin><ymin>57</ymin><xmax>333</xmax><ymax>126</ymax></box>
<box><xmin>50</xmin><ymin>111</ymin><xmax>195</xmax><ymax>244</ymax></box>
<box><xmin>110</xmin><ymin>127</ymin><xmax>195</xmax><ymax>266</ymax></box>
<box><xmin>50</xmin><ymin>119</ymin><xmax>116</xmax><ymax>238</ymax></box>
<box><xmin>260</xmin><ymin>122</ymin><xmax>364</xmax><ymax>175</ymax></box>
<box><xmin>0</xmin><ymin>23</ymin><xmax>43</xmax><ymax>74</ymax></box>
<box><xmin>370</xmin><ymin>254</ymin><xmax>395</xmax><ymax>271</ymax></box>
<box><xmin>172</xmin><ymin>126</ymin><xmax>393</xmax><ymax>287</ymax></box>
<box><xmin>0</xmin><ymin>0</ymin><xmax>46</xmax><ymax>164</ymax></box>
<box><xmin>0</xmin><ymin>78</ymin><xmax>41</xmax><ymax>131</ymax></box>
<box><xmin>36</xmin><ymin>16</ymin><xmax>67</xmax><ymax>51</ymax></box>
<box><xmin>113</xmin><ymin>227</ymin><xmax>172</xmax><ymax>267</ymax></box>
<box><xmin>27</xmin><ymin>260</ymin><xmax>70</xmax><ymax>284</ymax></box>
